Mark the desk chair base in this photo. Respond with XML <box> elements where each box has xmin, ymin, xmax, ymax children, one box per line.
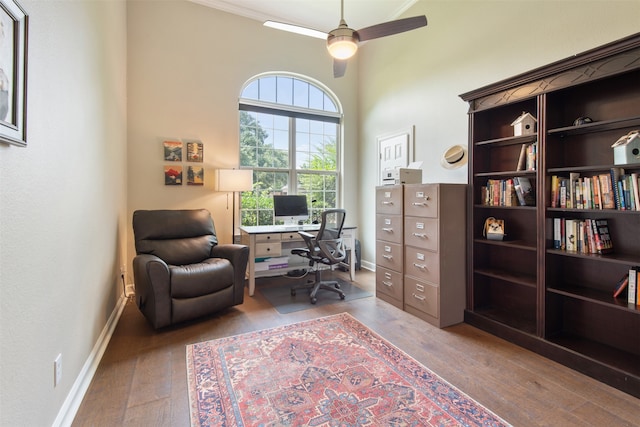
<box><xmin>290</xmin><ymin>268</ymin><xmax>345</xmax><ymax>304</ymax></box>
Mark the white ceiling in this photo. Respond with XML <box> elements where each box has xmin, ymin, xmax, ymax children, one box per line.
<box><xmin>188</xmin><ymin>0</ymin><xmax>419</xmax><ymax>33</ymax></box>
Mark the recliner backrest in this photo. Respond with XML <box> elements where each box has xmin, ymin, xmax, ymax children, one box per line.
<box><xmin>133</xmin><ymin>209</ymin><xmax>218</xmax><ymax>266</ymax></box>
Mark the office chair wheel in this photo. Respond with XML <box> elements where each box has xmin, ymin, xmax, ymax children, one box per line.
<box><xmin>340</xmin><ymin>293</ymin><xmax>345</xmax><ymax>300</ymax></box>
<box><xmin>310</xmin><ymin>297</ymin><xmax>317</xmax><ymax>304</ymax></box>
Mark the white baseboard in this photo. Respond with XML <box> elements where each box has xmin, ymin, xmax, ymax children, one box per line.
<box><xmin>52</xmin><ymin>294</ymin><xmax>129</xmax><ymax>427</ymax></box>
<box><xmin>361</xmin><ymin>260</ymin><xmax>375</xmax><ymax>272</ymax></box>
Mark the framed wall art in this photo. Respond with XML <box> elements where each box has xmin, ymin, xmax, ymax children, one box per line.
<box><xmin>164</xmin><ymin>165</ymin><xmax>182</xmax><ymax>185</ymax></box>
<box><xmin>186</xmin><ymin>165</ymin><xmax>204</xmax><ymax>186</ymax></box>
<box><xmin>185</xmin><ymin>139</ymin><xmax>203</xmax><ymax>162</ymax></box>
<box><xmin>163</xmin><ymin>140</ymin><xmax>182</xmax><ymax>161</ymax></box>
<box><xmin>0</xmin><ymin>0</ymin><xmax>28</xmax><ymax>146</ymax></box>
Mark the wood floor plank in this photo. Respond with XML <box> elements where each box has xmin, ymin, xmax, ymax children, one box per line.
<box><xmin>71</xmin><ymin>269</ymin><xmax>640</xmax><ymax>427</ymax></box>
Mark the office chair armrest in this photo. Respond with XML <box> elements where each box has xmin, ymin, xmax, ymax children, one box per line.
<box><xmin>317</xmin><ymin>238</ymin><xmax>346</xmax><ymax>264</ymax></box>
<box><xmin>298</xmin><ymin>231</ymin><xmax>318</xmax><ymax>252</ymax></box>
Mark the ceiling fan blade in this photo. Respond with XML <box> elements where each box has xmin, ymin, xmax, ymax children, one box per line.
<box><xmin>356</xmin><ymin>15</ymin><xmax>427</xmax><ymax>42</ymax></box>
<box><xmin>263</xmin><ymin>20</ymin><xmax>327</xmax><ymax>40</ymax></box>
<box><xmin>333</xmin><ymin>59</ymin><xmax>347</xmax><ymax>78</ymax></box>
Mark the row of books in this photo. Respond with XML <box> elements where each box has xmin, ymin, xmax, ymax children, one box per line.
<box><xmin>552</xmin><ymin>217</ymin><xmax>612</xmax><ymax>254</ymax></box>
<box><xmin>550</xmin><ymin>168</ymin><xmax>640</xmax><ymax>211</ymax></box>
<box><xmin>481</xmin><ymin>177</ymin><xmax>535</xmax><ymax>206</ymax></box>
<box><xmin>515</xmin><ymin>142</ymin><xmax>537</xmax><ymax>172</ymax></box>
<box><xmin>612</xmin><ymin>266</ymin><xmax>640</xmax><ymax>307</ymax></box>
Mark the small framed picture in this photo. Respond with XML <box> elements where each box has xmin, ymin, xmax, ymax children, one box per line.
<box><xmin>186</xmin><ymin>140</ymin><xmax>204</xmax><ymax>162</ymax></box>
<box><xmin>163</xmin><ymin>140</ymin><xmax>182</xmax><ymax>161</ymax></box>
<box><xmin>0</xmin><ymin>0</ymin><xmax>28</xmax><ymax>146</ymax></box>
<box><xmin>164</xmin><ymin>165</ymin><xmax>182</xmax><ymax>185</ymax></box>
<box><xmin>186</xmin><ymin>165</ymin><xmax>204</xmax><ymax>186</ymax></box>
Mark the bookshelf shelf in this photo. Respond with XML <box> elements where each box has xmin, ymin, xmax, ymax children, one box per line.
<box><xmin>548</xmin><ymin>285</ymin><xmax>640</xmax><ymax>313</ymax></box>
<box><xmin>547</xmin><ymin>115</ymin><xmax>640</xmax><ymax>137</ymax></box>
<box><xmin>475</xmin><ymin>267</ymin><xmax>536</xmax><ymax>288</ymax></box>
<box><xmin>461</xmin><ymin>33</ymin><xmax>640</xmax><ymax>398</ymax></box>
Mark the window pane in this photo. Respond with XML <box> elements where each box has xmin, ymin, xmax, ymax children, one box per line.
<box><xmin>240</xmin><ymin>170</ymin><xmax>289</xmax><ymax>226</ymax></box>
<box><xmin>260</xmin><ymin>76</ymin><xmax>276</xmax><ymax>102</ymax></box>
<box><xmin>276</xmin><ymin>76</ymin><xmax>293</xmax><ymax>105</ymax></box>
<box><xmin>309</xmin><ymin>85</ymin><xmax>323</xmax><ymax>110</ymax></box>
<box><xmin>324</xmin><ymin>93</ymin><xmax>337</xmax><ymax>112</ymax></box>
<box><xmin>242</xmin><ymin>80</ymin><xmax>259</xmax><ymax>99</ymax></box>
<box><xmin>293</xmin><ymin>79</ymin><xmax>309</xmax><ymax>108</ymax></box>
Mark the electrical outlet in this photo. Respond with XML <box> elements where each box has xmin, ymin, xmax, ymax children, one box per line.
<box><xmin>54</xmin><ymin>353</ymin><xmax>62</xmax><ymax>387</ymax></box>
<box><xmin>120</xmin><ymin>264</ymin><xmax>126</xmax><ymax>275</ymax></box>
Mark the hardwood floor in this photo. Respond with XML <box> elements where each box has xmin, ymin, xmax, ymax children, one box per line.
<box><xmin>72</xmin><ymin>269</ymin><xmax>640</xmax><ymax>426</ymax></box>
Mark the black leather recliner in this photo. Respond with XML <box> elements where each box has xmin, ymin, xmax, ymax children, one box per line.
<box><xmin>132</xmin><ymin>209</ymin><xmax>248</xmax><ymax>329</ymax></box>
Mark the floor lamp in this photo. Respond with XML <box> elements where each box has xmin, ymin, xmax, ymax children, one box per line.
<box><xmin>216</xmin><ymin>169</ymin><xmax>253</xmax><ymax>243</ymax></box>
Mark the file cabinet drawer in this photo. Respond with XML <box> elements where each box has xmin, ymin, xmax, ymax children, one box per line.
<box><xmin>375</xmin><ymin>240</ymin><xmax>403</xmax><ymax>272</ymax></box>
<box><xmin>255</xmin><ymin>242</ymin><xmax>282</xmax><ymax>257</ymax></box>
<box><xmin>376</xmin><ymin>186</ymin><xmax>403</xmax><ymax>215</ymax></box>
<box><xmin>405</xmin><ymin>246</ymin><xmax>440</xmax><ymax>284</ymax></box>
<box><xmin>404</xmin><ymin>217</ymin><xmax>438</xmax><ymax>251</ymax></box>
<box><xmin>376</xmin><ymin>214</ymin><xmax>403</xmax><ymax>244</ymax></box>
<box><xmin>404</xmin><ymin>277</ymin><xmax>438</xmax><ymax>318</ymax></box>
<box><xmin>376</xmin><ymin>267</ymin><xmax>403</xmax><ymax>302</ymax></box>
<box><xmin>256</xmin><ymin>233</ymin><xmax>282</xmax><ymax>243</ymax></box>
<box><xmin>404</xmin><ymin>183</ymin><xmax>438</xmax><ymax>218</ymax></box>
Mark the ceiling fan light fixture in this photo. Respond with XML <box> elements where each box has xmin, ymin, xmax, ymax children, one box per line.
<box><xmin>327</xmin><ymin>24</ymin><xmax>359</xmax><ymax>60</ymax></box>
<box><xmin>327</xmin><ymin>37</ymin><xmax>358</xmax><ymax>59</ymax></box>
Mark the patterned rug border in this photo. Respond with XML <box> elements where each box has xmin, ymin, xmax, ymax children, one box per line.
<box><xmin>186</xmin><ymin>312</ymin><xmax>511</xmax><ymax>426</ymax></box>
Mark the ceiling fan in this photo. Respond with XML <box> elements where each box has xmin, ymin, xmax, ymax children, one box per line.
<box><xmin>264</xmin><ymin>0</ymin><xmax>427</xmax><ymax>78</ymax></box>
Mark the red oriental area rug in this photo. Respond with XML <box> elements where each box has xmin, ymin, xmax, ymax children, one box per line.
<box><xmin>186</xmin><ymin>313</ymin><xmax>510</xmax><ymax>427</ymax></box>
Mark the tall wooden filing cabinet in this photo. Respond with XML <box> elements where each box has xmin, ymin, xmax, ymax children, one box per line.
<box><xmin>375</xmin><ymin>185</ymin><xmax>404</xmax><ymax>309</ymax></box>
<box><xmin>403</xmin><ymin>183</ymin><xmax>466</xmax><ymax>328</ymax></box>
<box><xmin>376</xmin><ymin>183</ymin><xmax>467</xmax><ymax>327</ymax></box>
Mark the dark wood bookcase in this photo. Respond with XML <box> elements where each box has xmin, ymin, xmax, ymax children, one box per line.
<box><xmin>460</xmin><ymin>33</ymin><xmax>640</xmax><ymax>398</ymax></box>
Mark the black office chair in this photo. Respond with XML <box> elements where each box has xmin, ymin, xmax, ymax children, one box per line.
<box><xmin>291</xmin><ymin>209</ymin><xmax>347</xmax><ymax>304</ymax></box>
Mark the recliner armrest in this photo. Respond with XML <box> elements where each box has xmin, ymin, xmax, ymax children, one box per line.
<box><xmin>132</xmin><ymin>254</ymin><xmax>172</xmax><ymax>329</ymax></box>
<box><xmin>211</xmin><ymin>244</ymin><xmax>249</xmax><ymax>303</ymax></box>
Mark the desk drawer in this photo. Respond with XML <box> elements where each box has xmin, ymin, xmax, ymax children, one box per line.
<box><xmin>376</xmin><ymin>214</ymin><xmax>403</xmax><ymax>244</ymax></box>
<box><xmin>256</xmin><ymin>233</ymin><xmax>282</xmax><ymax>243</ymax></box>
<box><xmin>404</xmin><ymin>217</ymin><xmax>438</xmax><ymax>251</ymax></box>
<box><xmin>405</xmin><ymin>246</ymin><xmax>440</xmax><ymax>284</ymax></box>
<box><xmin>404</xmin><ymin>277</ymin><xmax>438</xmax><ymax>318</ymax></box>
<box><xmin>255</xmin><ymin>242</ymin><xmax>281</xmax><ymax>257</ymax></box>
<box><xmin>376</xmin><ymin>240</ymin><xmax>403</xmax><ymax>272</ymax></box>
<box><xmin>281</xmin><ymin>232</ymin><xmax>303</xmax><ymax>242</ymax></box>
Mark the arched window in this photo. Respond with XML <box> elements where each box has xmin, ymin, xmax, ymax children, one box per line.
<box><xmin>239</xmin><ymin>73</ymin><xmax>342</xmax><ymax>226</ymax></box>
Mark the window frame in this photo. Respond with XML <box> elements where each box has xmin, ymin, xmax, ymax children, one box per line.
<box><xmin>238</xmin><ymin>73</ymin><xmax>343</xmax><ymax>226</ymax></box>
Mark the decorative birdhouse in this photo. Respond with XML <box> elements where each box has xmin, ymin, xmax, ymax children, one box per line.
<box><xmin>511</xmin><ymin>112</ymin><xmax>537</xmax><ymax>136</ymax></box>
<box><xmin>612</xmin><ymin>130</ymin><xmax>640</xmax><ymax>165</ymax></box>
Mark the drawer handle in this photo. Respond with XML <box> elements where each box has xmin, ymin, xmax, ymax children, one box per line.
<box><xmin>382</xmin><ymin>281</ymin><xmax>393</xmax><ymax>287</ymax></box>
<box><xmin>412</xmin><ymin>293</ymin><xmax>426</xmax><ymax>301</ymax></box>
<box><xmin>412</xmin><ymin>202</ymin><xmax>425</xmax><ymax>206</ymax></box>
<box><xmin>383</xmin><ymin>255</ymin><xmax>393</xmax><ymax>260</ymax></box>
<box><xmin>416</xmin><ymin>284</ymin><xmax>424</xmax><ymax>292</ymax></box>
<box><xmin>266</xmin><ymin>248</ymin><xmax>271</xmax><ymax>252</ymax></box>
<box><xmin>412</xmin><ymin>233</ymin><xmax>427</xmax><ymax>238</ymax></box>
<box><xmin>413</xmin><ymin>263</ymin><xmax>427</xmax><ymax>270</ymax></box>
<box><xmin>382</xmin><ymin>201</ymin><xmax>394</xmax><ymax>205</ymax></box>
<box><xmin>382</xmin><ymin>227</ymin><xmax>393</xmax><ymax>232</ymax></box>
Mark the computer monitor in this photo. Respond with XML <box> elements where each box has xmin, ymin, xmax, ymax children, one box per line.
<box><xmin>273</xmin><ymin>195</ymin><xmax>309</xmax><ymax>225</ymax></box>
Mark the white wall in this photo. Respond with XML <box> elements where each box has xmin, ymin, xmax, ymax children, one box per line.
<box><xmin>357</xmin><ymin>0</ymin><xmax>640</xmax><ymax>265</ymax></box>
<box><xmin>126</xmin><ymin>0</ymin><xmax>360</xmax><ymax>268</ymax></box>
<box><xmin>0</xmin><ymin>1</ymin><xmax>127</xmax><ymax>425</ymax></box>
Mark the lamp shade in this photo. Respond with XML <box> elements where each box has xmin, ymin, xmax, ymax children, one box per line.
<box><xmin>216</xmin><ymin>169</ymin><xmax>253</xmax><ymax>192</ymax></box>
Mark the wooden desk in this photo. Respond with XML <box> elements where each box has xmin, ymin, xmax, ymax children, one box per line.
<box><xmin>239</xmin><ymin>225</ymin><xmax>357</xmax><ymax>296</ymax></box>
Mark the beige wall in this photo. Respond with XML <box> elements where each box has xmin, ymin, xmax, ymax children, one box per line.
<box><xmin>126</xmin><ymin>0</ymin><xmax>360</xmax><ymax>267</ymax></box>
<box><xmin>0</xmin><ymin>1</ymin><xmax>127</xmax><ymax>425</ymax></box>
<box><xmin>357</xmin><ymin>0</ymin><xmax>640</xmax><ymax>265</ymax></box>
